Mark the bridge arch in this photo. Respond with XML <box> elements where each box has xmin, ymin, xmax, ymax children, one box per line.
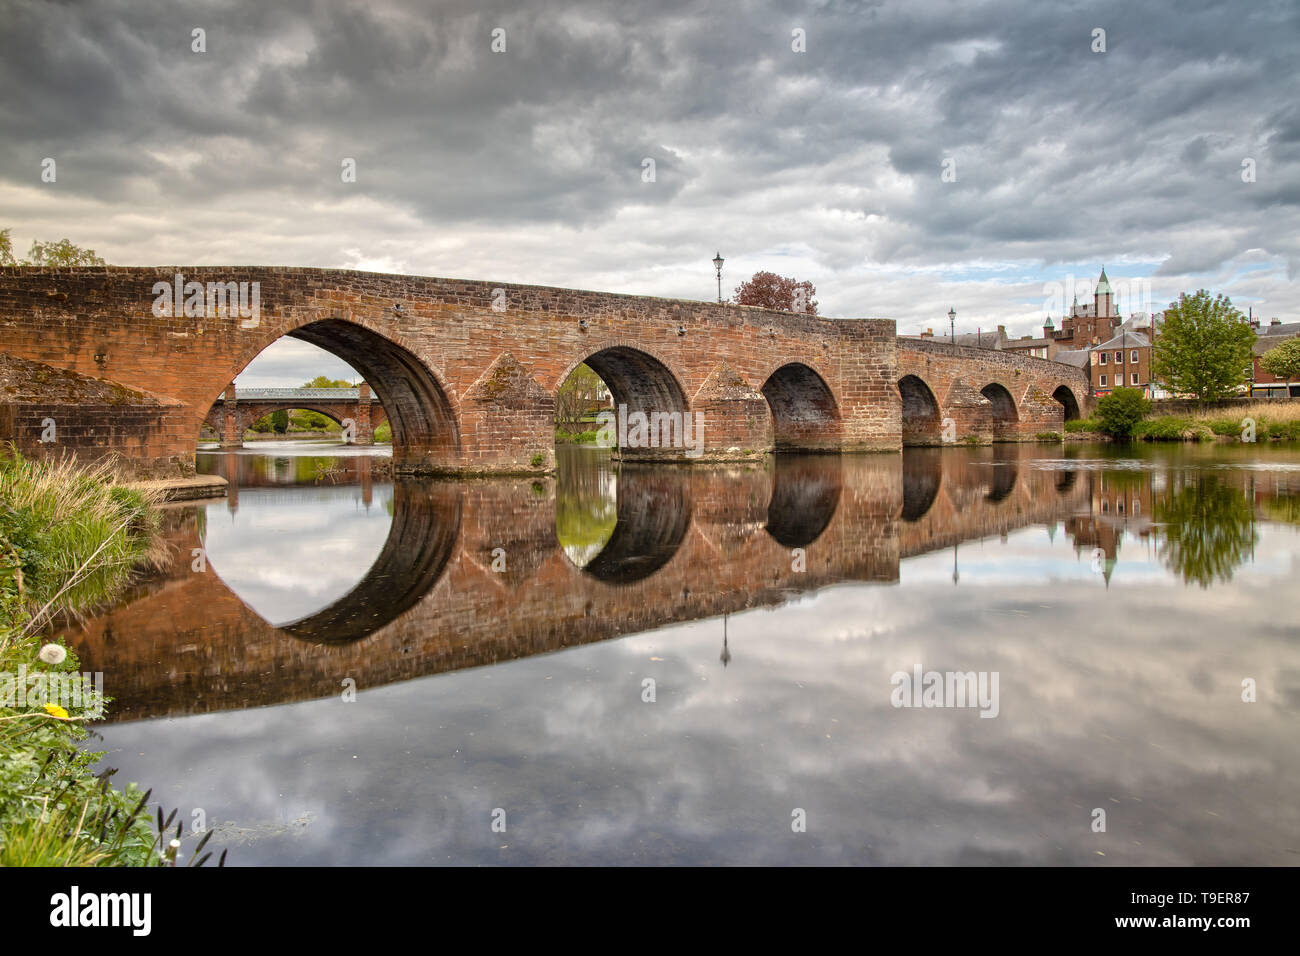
<box><xmin>1052</xmin><ymin>384</ymin><xmax>1082</xmax><ymax>422</ymax></box>
<box><xmin>898</xmin><ymin>374</ymin><xmax>942</xmax><ymax>445</ymax></box>
<box><xmin>761</xmin><ymin>362</ymin><xmax>841</xmax><ymax>451</ymax></box>
<box><xmin>980</xmin><ymin>382</ymin><xmax>1019</xmax><ymax>441</ymax></box>
<box><xmin>558</xmin><ymin>344</ymin><xmax>692</xmax><ymax>461</ymax></box>
<box><xmin>216</xmin><ymin>318</ymin><xmax>458</xmax><ymax>471</ymax></box>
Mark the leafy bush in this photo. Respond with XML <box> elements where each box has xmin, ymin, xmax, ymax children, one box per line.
<box><xmin>1095</xmin><ymin>387</ymin><xmax>1151</xmax><ymax>439</ymax></box>
<box><xmin>1036</xmin><ymin>432</ymin><xmax>1062</xmax><ymax>442</ymax></box>
<box><xmin>1133</xmin><ymin>417</ymin><xmax>1191</xmax><ymax>440</ymax></box>
<box><xmin>1204</xmin><ymin>416</ymin><xmax>1243</xmax><ymax>436</ymax></box>
<box><xmin>1267</xmin><ymin>420</ymin><xmax>1300</xmax><ymax>441</ymax></box>
<box><xmin>373</xmin><ymin>421</ymin><xmax>392</xmax><ymax>443</ymax></box>
<box><xmin>1064</xmin><ymin>417</ymin><xmax>1102</xmax><ymax>433</ymax></box>
<box><xmin>1134</xmin><ymin>418</ymin><xmax>1214</xmax><ymax>441</ymax></box>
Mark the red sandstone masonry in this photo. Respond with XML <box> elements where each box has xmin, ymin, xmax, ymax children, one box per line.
<box><xmin>1</xmin><ymin>266</ymin><xmax>901</xmax><ymax>476</ymax></box>
<box><xmin>1</xmin><ymin>267</ymin><xmax>1090</xmax><ymax>474</ymax></box>
<box><xmin>897</xmin><ymin>338</ymin><xmax>1092</xmax><ymax>445</ymax></box>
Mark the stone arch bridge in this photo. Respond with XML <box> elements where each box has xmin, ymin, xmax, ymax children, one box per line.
<box><xmin>0</xmin><ymin>267</ymin><xmax>1090</xmax><ymax>475</ymax></box>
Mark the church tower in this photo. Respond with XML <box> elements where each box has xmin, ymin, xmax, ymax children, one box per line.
<box><xmin>1095</xmin><ymin>266</ymin><xmax>1114</xmax><ymax>320</ymax></box>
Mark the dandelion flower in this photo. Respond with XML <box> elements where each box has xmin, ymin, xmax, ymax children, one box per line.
<box><xmin>38</xmin><ymin>644</ymin><xmax>67</xmax><ymax>665</ymax></box>
<box><xmin>44</xmin><ymin>703</ymin><xmax>69</xmax><ymax>719</ymax></box>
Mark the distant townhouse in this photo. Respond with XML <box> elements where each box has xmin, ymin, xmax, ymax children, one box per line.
<box><xmin>1250</xmin><ymin>318</ymin><xmax>1300</xmax><ymax>398</ymax></box>
<box><xmin>1091</xmin><ymin>328</ymin><xmax>1153</xmax><ymax>395</ymax></box>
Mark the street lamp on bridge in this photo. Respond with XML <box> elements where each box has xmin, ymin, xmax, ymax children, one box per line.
<box><xmin>949</xmin><ymin>307</ymin><xmax>957</xmax><ymax>343</ymax></box>
<box><xmin>713</xmin><ymin>252</ymin><xmax>725</xmax><ymax>304</ymax></box>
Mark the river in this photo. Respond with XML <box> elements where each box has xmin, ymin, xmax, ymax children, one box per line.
<box><xmin>57</xmin><ymin>441</ymin><xmax>1300</xmax><ymax>865</ymax></box>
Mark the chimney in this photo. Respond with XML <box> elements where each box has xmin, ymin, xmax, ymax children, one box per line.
<box><xmin>920</xmin><ymin>328</ymin><xmax>933</xmax><ymax>338</ymax></box>
<box><xmin>997</xmin><ymin>324</ymin><xmax>1006</xmax><ymax>337</ymax></box>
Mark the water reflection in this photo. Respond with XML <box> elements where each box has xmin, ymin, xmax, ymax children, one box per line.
<box><xmin>554</xmin><ymin>445</ymin><xmax>616</xmax><ymax>567</ymax></box>
<box><xmin>53</xmin><ymin>442</ymin><xmax>1300</xmax><ymax>866</ymax></box>
<box><xmin>583</xmin><ymin>466</ymin><xmax>692</xmax><ymax>584</ymax></box>
<box><xmin>55</xmin><ymin>443</ymin><xmax>1300</xmax><ymax>724</ymax></box>
<box><xmin>1154</xmin><ymin>474</ymin><xmax>1258</xmax><ymax>589</ymax></box>
<box><xmin>764</xmin><ymin>454</ymin><xmax>842</xmax><ymax>547</ymax></box>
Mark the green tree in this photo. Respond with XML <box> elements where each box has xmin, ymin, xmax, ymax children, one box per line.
<box><xmin>1151</xmin><ymin>290</ymin><xmax>1254</xmax><ymax>405</ymax></box>
<box><xmin>270</xmin><ymin>409</ymin><xmax>289</xmax><ymax>434</ymax></box>
<box><xmin>1154</xmin><ymin>476</ymin><xmax>1257</xmax><ymax>588</ymax></box>
<box><xmin>1095</xmin><ymin>387</ymin><xmax>1151</xmax><ymax>439</ymax></box>
<box><xmin>1</xmin><ymin>228</ymin><xmax>106</xmax><ymax>267</ymax></box>
<box><xmin>1259</xmin><ymin>337</ymin><xmax>1300</xmax><ymax>382</ymax></box>
<box><xmin>554</xmin><ymin>363</ymin><xmax>608</xmax><ymax>429</ymax></box>
<box><xmin>301</xmin><ymin>375</ymin><xmax>357</xmax><ymax>388</ymax></box>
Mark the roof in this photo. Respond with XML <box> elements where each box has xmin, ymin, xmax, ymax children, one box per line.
<box><xmin>1004</xmin><ymin>336</ymin><xmax>1051</xmax><ymax>349</ymax></box>
<box><xmin>1096</xmin><ymin>329</ymin><xmax>1150</xmax><ymax>350</ymax></box>
<box><xmin>951</xmin><ymin>329</ymin><xmax>1007</xmax><ymax>349</ymax></box>
<box><xmin>1257</xmin><ymin>320</ymin><xmax>1300</xmax><ymax>338</ymax></box>
<box><xmin>1054</xmin><ymin>349</ymin><xmax>1091</xmax><ymax>369</ymax></box>
<box><xmin>1095</xmin><ymin>267</ymin><xmax>1112</xmax><ymax>296</ymax></box>
<box><xmin>1253</xmin><ymin>328</ymin><xmax>1300</xmax><ymax>356</ymax></box>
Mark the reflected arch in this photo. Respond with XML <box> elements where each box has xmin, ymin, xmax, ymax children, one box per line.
<box><xmin>899</xmin><ymin>374</ymin><xmax>942</xmax><ymax>446</ymax></box>
<box><xmin>582</xmin><ymin>468</ymin><xmax>691</xmax><ymax>583</ymax></box>
<box><xmin>984</xmin><ymin>447</ymin><xmax>1019</xmax><ymax>502</ymax></box>
<box><xmin>761</xmin><ymin>363</ymin><xmax>842</xmax><ymax>451</ymax></box>
<box><xmin>205</xmin><ymin>482</ymin><xmax>463</xmax><ymax>646</ymax></box>
<box><xmin>764</xmin><ymin>454</ymin><xmax>842</xmax><ymax>547</ymax></box>
<box><xmin>980</xmin><ymin>383</ymin><xmax>1019</xmax><ymax>441</ymax></box>
<box><xmin>901</xmin><ymin>450</ymin><xmax>943</xmax><ymax>521</ymax></box>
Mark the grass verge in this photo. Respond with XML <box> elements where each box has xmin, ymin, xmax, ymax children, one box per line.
<box><xmin>0</xmin><ymin>449</ymin><xmax>222</xmax><ymax>866</ymax></box>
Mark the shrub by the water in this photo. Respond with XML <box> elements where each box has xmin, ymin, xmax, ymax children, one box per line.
<box><xmin>1095</xmin><ymin>387</ymin><xmax>1152</xmax><ymax>439</ymax></box>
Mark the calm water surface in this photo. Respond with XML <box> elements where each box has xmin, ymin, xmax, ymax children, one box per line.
<box><xmin>61</xmin><ymin>441</ymin><xmax>1300</xmax><ymax>865</ymax></box>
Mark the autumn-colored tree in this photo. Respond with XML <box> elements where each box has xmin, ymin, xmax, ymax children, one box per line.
<box><xmin>732</xmin><ymin>271</ymin><xmax>818</xmax><ymax>315</ymax></box>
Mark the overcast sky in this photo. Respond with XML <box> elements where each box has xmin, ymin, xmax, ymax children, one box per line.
<box><xmin>3</xmin><ymin>0</ymin><xmax>1298</xmax><ymax>385</ymax></box>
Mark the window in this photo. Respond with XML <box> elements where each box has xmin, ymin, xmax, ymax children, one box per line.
<box><xmin>1131</xmin><ymin>372</ymin><xmax>1139</xmax><ymax>386</ymax></box>
<box><xmin>1099</xmin><ymin>352</ymin><xmax>1107</xmax><ymax>364</ymax></box>
<box><xmin>1115</xmin><ymin>351</ymin><xmax>1123</xmax><ymax>363</ymax></box>
<box><xmin>1100</xmin><ymin>374</ymin><xmax>1107</xmax><ymax>386</ymax></box>
<box><xmin>1131</xmin><ymin>350</ymin><xmax>1139</xmax><ymax>363</ymax></box>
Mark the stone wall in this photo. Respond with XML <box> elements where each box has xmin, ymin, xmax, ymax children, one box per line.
<box><xmin>0</xmin><ymin>267</ymin><xmax>898</xmax><ymax>475</ymax></box>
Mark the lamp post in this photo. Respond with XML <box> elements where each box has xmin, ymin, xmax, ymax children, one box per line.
<box><xmin>713</xmin><ymin>252</ymin><xmax>725</xmax><ymax>304</ymax></box>
<box><xmin>948</xmin><ymin>307</ymin><xmax>956</xmax><ymax>343</ymax></box>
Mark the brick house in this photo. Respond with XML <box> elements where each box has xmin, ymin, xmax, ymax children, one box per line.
<box><xmin>1250</xmin><ymin>319</ymin><xmax>1300</xmax><ymax>398</ymax></box>
<box><xmin>1091</xmin><ymin>328</ymin><xmax>1153</xmax><ymax>395</ymax></box>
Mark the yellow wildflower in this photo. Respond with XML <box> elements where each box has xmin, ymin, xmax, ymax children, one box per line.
<box><xmin>44</xmin><ymin>703</ymin><xmax>69</xmax><ymax>719</ymax></box>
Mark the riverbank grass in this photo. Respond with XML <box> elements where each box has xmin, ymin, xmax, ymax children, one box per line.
<box><xmin>0</xmin><ymin>450</ymin><xmax>217</xmax><ymax>866</ymax></box>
